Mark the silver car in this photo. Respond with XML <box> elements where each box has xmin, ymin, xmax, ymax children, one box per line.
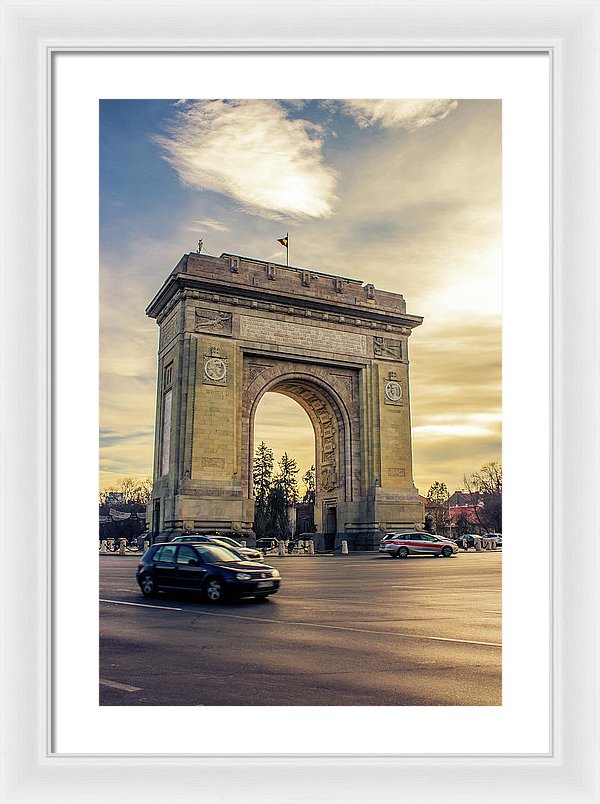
<box><xmin>379</xmin><ymin>531</ymin><xmax>459</xmax><ymax>559</ymax></box>
<box><xmin>171</xmin><ymin>534</ymin><xmax>262</xmax><ymax>561</ymax></box>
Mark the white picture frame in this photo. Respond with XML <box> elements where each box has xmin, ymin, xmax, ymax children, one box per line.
<box><xmin>1</xmin><ymin>1</ymin><xmax>598</xmax><ymax>802</ymax></box>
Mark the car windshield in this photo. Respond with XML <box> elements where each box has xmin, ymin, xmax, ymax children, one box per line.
<box><xmin>216</xmin><ymin>536</ymin><xmax>242</xmax><ymax>548</ymax></box>
<box><xmin>195</xmin><ymin>544</ymin><xmax>243</xmax><ymax>563</ymax></box>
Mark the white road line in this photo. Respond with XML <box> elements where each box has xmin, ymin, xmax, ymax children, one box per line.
<box><xmin>99</xmin><ymin>599</ymin><xmax>501</xmax><ymax>648</ymax></box>
<box><xmin>100</xmin><ymin>599</ymin><xmax>183</xmax><ymax>612</ymax></box>
<box><xmin>390</xmin><ymin>586</ymin><xmax>502</xmax><ymax>593</ymax></box>
<box><xmin>99</xmin><ymin>678</ymin><xmax>142</xmax><ymax>692</ymax></box>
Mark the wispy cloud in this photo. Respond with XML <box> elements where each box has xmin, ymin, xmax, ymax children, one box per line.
<box><xmin>187</xmin><ymin>218</ymin><xmax>230</xmax><ymax>233</ymax></box>
<box><xmin>337</xmin><ymin>99</ymin><xmax>458</xmax><ymax>131</ymax></box>
<box><xmin>155</xmin><ymin>100</ymin><xmax>337</xmax><ymax>219</ymax></box>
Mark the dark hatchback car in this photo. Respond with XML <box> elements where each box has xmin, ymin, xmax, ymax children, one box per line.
<box><xmin>136</xmin><ymin>542</ymin><xmax>281</xmax><ymax>603</ymax></box>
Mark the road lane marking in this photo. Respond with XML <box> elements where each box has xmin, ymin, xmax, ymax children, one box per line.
<box><xmin>100</xmin><ymin>599</ymin><xmax>183</xmax><ymax>612</ymax></box>
<box><xmin>99</xmin><ymin>678</ymin><xmax>142</xmax><ymax>692</ymax></box>
<box><xmin>390</xmin><ymin>586</ymin><xmax>501</xmax><ymax>593</ymax></box>
<box><xmin>100</xmin><ymin>599</ymin><xmax>501</xmax><ymax>648</ymax></box>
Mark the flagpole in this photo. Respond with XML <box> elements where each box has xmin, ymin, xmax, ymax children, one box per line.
<box><xmin>286</xmin><ymin>232</ymin><xmax>289</xmax><ymax>266</ymax></box>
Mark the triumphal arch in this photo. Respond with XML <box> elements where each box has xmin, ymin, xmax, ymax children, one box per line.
<box><xmin>146</xmin><ymin>251</ymin><xmax>424</xmax><ymax>548</ymax></box>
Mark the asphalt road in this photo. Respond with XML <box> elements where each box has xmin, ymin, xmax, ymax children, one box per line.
<box><xmin>100</xmin><ymin>551</ymin><xmax>501</xmax><ymax>706</ymax></box>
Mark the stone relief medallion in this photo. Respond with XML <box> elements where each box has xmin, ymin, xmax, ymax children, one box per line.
<box><xmin>203</xmin><ymin>349</ymin><xmax>228</xmax><ymax>385</ymax></box>
<box><xmin>384</xmin><ymin>378</ymin><xmax>403</xmax><ymax>405</ymax></box>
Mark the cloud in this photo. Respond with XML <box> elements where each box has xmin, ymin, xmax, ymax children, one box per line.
<box><xmin>154</xmin><ymin>100</ymin><xmax>338</xmax><ymax>219</ymax></box>
<box><xmin>187</xmin><ymin>218</ymin><xmax>230</xmax><ymax>232</ymax></box>
<box><xmin>337</xmin><ymin>99</ymin><xmax>458</xmax><ymax>131</ymax></box>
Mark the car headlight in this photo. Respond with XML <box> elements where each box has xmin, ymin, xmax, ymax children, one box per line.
<box><xmin>270</xmin><ymin>569</ymin><xmax>280</xmax><ymax>578</ymax></box>
<box><xmin>236</xmin><ymin>572</ymin><xmax>252</xmax><ymax>580</ymax></box>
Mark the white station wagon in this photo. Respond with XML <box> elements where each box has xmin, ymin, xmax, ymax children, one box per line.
<box><xmin>379</xmin><ymin>531</ymin><xmax>459</xmax><ymax>559</ymax></box>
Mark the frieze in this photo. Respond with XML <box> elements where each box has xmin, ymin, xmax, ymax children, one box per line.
<box><xmin>374</xmin><ymin>336</ymin><xmax>403</xmax><ymax>361</ymax></box>
<box><xmin>195</xmin><ymin>308</ymin><xmax>232</xmax><ymax>335</ymax></box>
<box><xmin>188</xmin><ymin>290</ymin><xmax>410</xmax><ymax>335</ymax></box>
<box><xmin>239</xmin><ymin>315</ymin><xmax>368</xmax><ymax>356</ymax></box>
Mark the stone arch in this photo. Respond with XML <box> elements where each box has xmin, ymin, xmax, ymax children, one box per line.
<box><xmin>146</xmin><ymin>250</ymin><xmax>424</xmax><ymax>546</ymax></box>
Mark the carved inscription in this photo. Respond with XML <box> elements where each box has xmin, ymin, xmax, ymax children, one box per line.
<box><xmin>374</xmin><ymin>336</ymin><xmax>402</xmax><ymax>360</ymax></box>
<box><xmin>195</xmin><ymin>308</ymin><xmax>232</xmax><ymax>335</ymax></box>
<box><xmin>388</xmin><ymin>467</ymin><xmax>406</xmax><ymax>478</ymax></box>
<box><xmin>160</xmin><ymin>312</ymin><xmax>177</xmax><ymax>349</ymax></box>
<box><xmin>240</xmin><ymin>316</ymin><xmax>367</xmax><ymax>355</ymax></box>
<box><xmin>202</xmin><ymin>457</ymin><xmax>225</xmax><ymax>469</ymax></box>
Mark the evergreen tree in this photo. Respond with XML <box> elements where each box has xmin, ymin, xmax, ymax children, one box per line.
<box><xmin>253</xmin><ymin>441</ymin><xmax>274</xmax><ymax>507</ymax></box>
<box><xmin>302</xmin><ymin>465</ymin><xmax>316</xmax><ymax>504</ymax></box>
<box><xmin>267</xmin><ymin>482</ymin><xmax>289</xmax><ymax>538</ymax></box>
<box><xmin>274</xmin><ymin>452</ymin><xmax>299</xmax><ymax>506</ymax></box>
<box><xmin>252</xmin><ymin>441</ymin><xmax>274</xmax><ymax>536</ymax></box>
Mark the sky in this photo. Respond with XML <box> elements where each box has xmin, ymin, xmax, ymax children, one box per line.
<box><xmin>100</xmin><ymin>98</ymin><xmax>502</xmax><ymax>496</ymax></box>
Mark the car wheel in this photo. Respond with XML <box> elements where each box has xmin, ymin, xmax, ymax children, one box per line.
<box><xmin>204</xmin><ymin>577</ymin><xmax>226</xmax><ymax>603</ymax></box>
<box><xmin>140</xmin><ymin>574</ymin><xmax>157</xmax><ymax>597</ymax></box>
<box><xmin>396</xmin><ymin>547</ymin><xmax>409</xmax><ymax>559</ymax></box>
<box><xmin>441</xmin><ymin>546</ymin><xmax>453</xmax><ymax>558</ymax></box>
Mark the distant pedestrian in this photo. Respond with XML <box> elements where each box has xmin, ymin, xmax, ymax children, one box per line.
<box><xmin>462</xmin><ymin>536</ymin><xmax>469</xmax><ymax>551</ymax></box>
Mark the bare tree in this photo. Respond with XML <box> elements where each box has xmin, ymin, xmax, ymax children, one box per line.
<box><xmin>463</xmin><ymin>462</ymin><xmax>502</xmax><ymax>532</ymax></box>
<box><xmin>426</xmin><ymin>481</ymin><xmax>450</xmax><ymax>534</ymax></box>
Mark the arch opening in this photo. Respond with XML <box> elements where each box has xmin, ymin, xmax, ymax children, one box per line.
<box><xmin>244</xmin><ymin>369</ymin><xmax>356</xmax><ymax>540</ymax></box>
<box><xmin>253</xmin><ymin>392</ymin><xmax>316</xmax><ymax>491</ymax></box>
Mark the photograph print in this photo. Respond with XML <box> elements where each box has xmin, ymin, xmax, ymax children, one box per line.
<box><xmin>99</xmin><ymin>98</ymin><xmax>502</xmax><ymax>706</ymax></box>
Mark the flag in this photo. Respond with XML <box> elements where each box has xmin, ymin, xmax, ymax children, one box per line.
<box><xmin>277</xmin><ymin>236</ymin><xmax>288</xmax><ymax>248</ymax></box>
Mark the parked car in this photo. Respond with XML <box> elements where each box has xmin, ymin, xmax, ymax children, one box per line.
<box><xmin>483</xmin><ymin>532</ymin><xmax>502</xmax><ymax>547</ymax></box>
<box><xmin>171</xmin><ymin>534</ymin><xmax>262</xmax><ymax>561</ymax></box>
<box><xmin>211</xmin><ymin>535</ymin><xmax>263</xmax><ymax>561</ymax></box>
<box><xmin>256</xmin><ymin>537</ymin><xmax>279</xmax><ymax>553</ymax></box>
<box><xmin>287</xmin><ymin>536</ymin><xmax>313</xmax><ymax>554</ymax></box>
<box><xmin>456</xmin><ymin>533</ymin><xmax>476</xmax><ymax>549</ymax></box>
<box><xmin>379</xmin><ymin>531</ymin><xmax>458</xmax><ymax>558</ymax></box>
<box><xmin>136</xmin><ymin>542</ymin><xmax>281</xmax><ymax>602</ymax></box>
<box><xmin>153</xmin><ymin>529</ymin><xmax>208</xmax><ymax>544</ymax></box>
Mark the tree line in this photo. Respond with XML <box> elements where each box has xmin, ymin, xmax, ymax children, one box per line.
<box><xmin>253</xmin><ymin>441</ymin><xmax>315</xmax><ymax>538</ymax></box>
<box><xmin>99</xmin><ymin>475</ymin><xmax>152</xmax><ymax>508</ymax></box>
<box><xmin>425</xmin><ymin>462</ymin><xmax>502</xmax><ymax>536</ymax></box>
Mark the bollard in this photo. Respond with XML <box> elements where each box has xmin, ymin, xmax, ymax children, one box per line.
<box><xmin>119</xmin><ymin>538</ymin><xmax>127</xmax><ymax>555</ymax></box>
<box><xmin>143</xmin><ymin>540</ymin><xmax>150</xmax><ymax>552</ymax></box>
<box><xmin>474</xmin><ymin>537</ymin><xmax>482</xmax><ymax>552</ymax></box>
<box><xmin>341</xmin><ymin>540</ymin><xmax>349</xmax><ymax>555</ymax></box>
<box><xmin>308</xmin><ymin>540</ymin><xmax>315</xmax><ymax>555</ymax></box>
<box><xmin>100</xmin><ymin>540</ymin><xmax>107</xmax><ymax>553</ymax></box>
<box><xmin>278</xmin><ymin>540</ymin><xmax>286</xmax><ymax>556</ymax></box>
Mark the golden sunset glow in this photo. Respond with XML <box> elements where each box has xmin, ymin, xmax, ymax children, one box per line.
<box><xmin>100</xmin><ymin>99</ymin><xmax>501</xmax><ymax>495</ymax></box>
